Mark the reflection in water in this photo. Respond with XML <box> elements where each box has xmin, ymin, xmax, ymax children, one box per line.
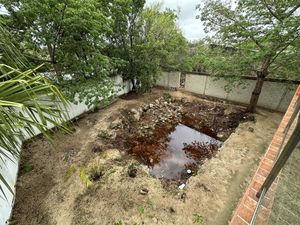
<box><xmin>150</xmin><ymin>124</ymin><xmax>223</xmax><ymax>180</ymax></box>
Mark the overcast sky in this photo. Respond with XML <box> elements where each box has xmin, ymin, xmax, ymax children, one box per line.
<box><xmin>146</xmin><ymin>0</ymin><xmax>206</xmax><ymax>41</ymax></box>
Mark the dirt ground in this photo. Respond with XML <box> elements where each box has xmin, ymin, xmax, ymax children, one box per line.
<box><xmin>11</xmin><ymin>89</ymin><xmax>282</xmax><ymax>225</ymax></box>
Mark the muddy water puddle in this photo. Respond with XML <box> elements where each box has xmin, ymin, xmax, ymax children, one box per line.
<box><xmin>149</xmin><ymin>124</ymin><xmax>222</xmax><ymax>180</ymax></box>
<box><xmin>113</xmin><ymin>96</ymin><xmax>250</xmax><ymax>183</ymax></box>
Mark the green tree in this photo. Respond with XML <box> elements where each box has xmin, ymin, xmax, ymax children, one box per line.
<box><xmin>0</xmin><ymin>20</ymin><xmax>68</xmax><ymax>196</ymax></box>
<box><xmin>1</xmin><ymin>0</ymin><xmax>118</xmax><ymax>107</ymax></box>
<box><xmin>106</xmin><ymin>2</ymin><xmax>190</xmax><ymax>91</ymax></box>
<box><xmin>2</xmin><ymin>0</ymin><xmax>191</xmax><ymax>100</ymax></box>
<box><xmin>105</xmin><ymin>0</ymin><xmax>146</xmax><ymax>90</ymax></box>
<box><xmin>139</xmin><ymin>4</ymin><xmax>191</xmax><ymax>72</ymax></box>
<box><xmin>197</xmin><ymin>0</ymin><xmax>300</xmax><ymax>112</ymax></box>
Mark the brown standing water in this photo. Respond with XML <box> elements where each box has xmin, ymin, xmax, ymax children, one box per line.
<box><xmin>114</xmin><ymin>96</ymin><xmax>252</xmax><ymax>184</ymax></box>
<box><xmin>150</xmin><ymin>123</ymin><xmax>223</xmax><ymax>180</ymax></box>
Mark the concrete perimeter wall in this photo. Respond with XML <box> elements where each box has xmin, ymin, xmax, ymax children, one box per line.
<box><xmin>156</xmin><ymin>71</ymin><xmax>181</xmax><ymax>88</ymax></box>
<box><xmin>0</xmin><ymin>75</ymin><xmax>132</xmax><ymax>225</ymax></box>
<box><xmin>157</xmin><ymin>72</ymin><xmax>298</xmax><ymax>112</ymax></box>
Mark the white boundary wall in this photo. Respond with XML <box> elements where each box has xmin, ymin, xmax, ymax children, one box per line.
<box><xmin>157</xmin><ymin>72</ymin><xmax>298</xmax><ymax>112</ymax></box>
<box><xmin>0</xmin><ymin>75</ymin><xmax>131</xmax><ymax>225</ymax></box>
<box><xmin>156</xmin><ymin>71</ymin><xmax>181</xmax><ymax>88</ymax></box>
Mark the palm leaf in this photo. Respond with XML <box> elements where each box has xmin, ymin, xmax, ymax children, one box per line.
<box><xmin>0</xmin><ymin>19</ymin><xmax>69</xmax><ymax>198</ymax></box>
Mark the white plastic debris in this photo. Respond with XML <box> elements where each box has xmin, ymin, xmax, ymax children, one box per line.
<box><xmin>187</xmin><ymin>169</ymin><xmax>192</xmax><ymax>174</ymax></box>
<box><xmin>178</xmin><ymin>184</ymin><xmax>185</xmax><ymax>189</ymax></box>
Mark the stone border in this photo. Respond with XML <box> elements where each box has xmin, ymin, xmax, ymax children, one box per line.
<box><xmin>229</xmin><ymin>85</ymin><xmax>300</xmax><ymax>225</ymax></box>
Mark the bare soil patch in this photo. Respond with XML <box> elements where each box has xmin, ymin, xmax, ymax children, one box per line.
<box><xmin>11</xmin><ymin>89</ymin><xmax>282</xmax><ymax>225</ymax></box>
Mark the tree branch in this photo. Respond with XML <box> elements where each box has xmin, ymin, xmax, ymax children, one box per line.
<box><xmin>285</xmin><ymin>3</ymin><xmax>300</xmax><ymax>19</ymax></box>
<box><xmin>52</xmin><ymin>2</ymin><xmax>68</xmax><ymax>58</ymax></box>
<box><xmin>262</xmin><ymin>0</ymin><xmax>282</xmax><ymax>22</ymax></box>
<box><xmin>269</xmin><ymin>34</ymin><xmax>299</xmax><ymax>66</ymax></box>
<box><xmin>226</xmin><ymin>16</ymin><xmax>265</xmax><ymax>50</ymax></box>
<box><xmin>25</xmin><ymin>54</ymin><xmax>52</xmax><ymax>63</ymax></box>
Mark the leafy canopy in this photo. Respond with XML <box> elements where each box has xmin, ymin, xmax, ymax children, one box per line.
<box><xmin>1</xmin><ymin>0</ymin><xmax>191</xmax><ymax>104</ymax></box>
<box><xmin>105</xmin><ymin>2</ymin><xmax>191</xmax><ymax>91</ymax></box>
<box><xmin>196</xmin><ymin>0</ymin><xmax>300</xmax><ymax>81</ymax></box>
<box><xmin>1</xmin><ymin>0</ymin><xmax>122</xmax><ymax>107</ymax></box>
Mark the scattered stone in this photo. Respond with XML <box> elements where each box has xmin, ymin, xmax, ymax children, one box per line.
<box><xmin>149</xmin><ymin>103</ymin><xmax>154</xmax><ymax>108</ymax></box>
<box><xmin>217</xmin><ymin>133</ymin><xmax>224</xmax><ymax>139</ymax></box>
<box><xmin>133</xmin><ymin>113</ymin><xmax>140</xmax><ymax>121</ymax></box>
<box><xmin>181</xmin><ymin>97</ymin><xmax>188</xmax><ymax>103</ymax></box>
<box><xmin>110</xmin><ymin>118</ymin><xmax>122</xmax><ymax>129</ymax></box>
<box><xmin>63</xmin><ymin>149</ymin><xmax>77</xmax><ymax>162</ymax></box>
<box><xmin>128</xmin><ymin>168</ymin><xmax>137</xmax><ymax>178</ymax></box>
<box><xmin>104</xmin><ymin>149</ymin><xmax>122</xmax><ymax>160</ymax></box>
<box><xmin>178</xmin><ymin>183</ymin><xmax>185</xmax><ymax>189</ymax></box>
<box><xmin>92</xmin><ymin>145</ymin><xmax>102</xmax><ymax>153</ymax></box>
<box><xmin>152</xmin><ymin>218</ymin><xmax>158</xmax><ymax>223</ymax></box>
<box><xmin>181</xmin><ymin>192</ymin><xmax>187</xmax><ymax>202</ymax></box>
<box><xmin>198</xmin><ymin>183</ymin><xmax>211</xmax><ymax>192</ymax></box>
<box><xmin>128</xmin><ymin>162</ymin><xmax>138</xmax><ymax>178</ymax></box>
<box><xmin>248</xmin><ymin>127</ymin><xmax>254</xmax><ymax>132</ymax></box>
<box><xmin>130</xmin><ymin>108</ymin><xmax>138</xmax><ymax>114</ymax></box>
<box><xmin>98</xmin><ymin>130</ymin><xmax>116</xmax><ymax>139</ymax></box>
<box><xmin>170</xmin><ymin>207</ymin><xmax>176</xmax><ymax>213</ymax></box>
<box><xmin>187</xmin><ymin>169</ymin><xmax>192</xmax><ymax>174</ymax></box>
<box><xmin>140</xmin><ymin>188</ymin><xmax>149</xmax><ymax>195</ymax></box>
<box><xmin>142</xmin><ymin>105</ymin><xmax>148</xmax><ymax>112</ymax></box>
<box><xmin>130</xmin><ymin>108</ymin><xmax>141</xmax><ymax>121</ymax></box>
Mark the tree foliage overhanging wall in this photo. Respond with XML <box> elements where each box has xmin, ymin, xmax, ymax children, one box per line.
<box><xmin>0</xmin><ymin>0</ymin><xmax>191</xmax><ymax>107</ymax></box>
<box><xmin>196</xmin><ymin>0</ymin><xmax>300</xmax><ymax>112</ymax></box>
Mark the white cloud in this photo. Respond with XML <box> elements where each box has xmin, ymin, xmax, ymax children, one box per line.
<box><xmin>146</xmin><ymin>0</ymin><xmax>207</xmax><ymax>41</ymax></box>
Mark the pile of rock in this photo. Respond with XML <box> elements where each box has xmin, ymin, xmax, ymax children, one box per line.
<box><xmin>141</xmin><ymin>97</ymin><xmax>183</xmax><ymax>124</ymax></box>
<box><xmin>118</xmin><ymin>97</ymin><xmax>183</xmax><ymax>138</ymax></box>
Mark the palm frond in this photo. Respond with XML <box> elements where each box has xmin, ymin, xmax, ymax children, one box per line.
<box><xmin>0</xmin><ymin>19</ymin><xmax>69</xmax><ymax>198</ymax></box>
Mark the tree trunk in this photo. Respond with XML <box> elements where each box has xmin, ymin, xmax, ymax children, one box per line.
<box><xmin>47</xmin><ymin>44</ymin><xmax>60</xmax><ymax>76</ymax></box>
<box><xmin>247</xmin><ymin>72</ymin><xmax>266</xmax><ymax>113</ymax></box>
<box><xmin>131</xmin><ymin>78</ymin><xmax>136</xmax><ymax>91</ymax></box>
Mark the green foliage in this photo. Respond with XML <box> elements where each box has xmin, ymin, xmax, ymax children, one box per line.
<box><xmin>79</xmin><ymin>161</ymin><xmax>104</xmax><ymax>187</ymax></box>
<box><xmin>138</xmin><ymin>206</ymin><xmax>145</xmax><ymax>215</ymax></box>
<box><xmin>64</xmin><ymin>164</ymin><xmax>77</xmax><ymax>182</ymax></box>
<box><xmin>128</xmin><ymin>162</ymin><xmax>138</xmax><ymax>171</ymax></box>
<box><xmin>88</xmin><ymin>163</ymin><xmax>103</xmax><ymax>182</ymax></box>
<box><xmin>79</xmin><ymin>166</ymin><xmax>93</xmax><ymax>188</ymax></box>
<box><xmin>106</xmin><ymin>2</ymin><xmax>190</xmax><ymax>91</ymax></box>
<box><xmin>139</xmin><ymin>4</ymin><xmax>191</xmax><ymax>72</ymax></box>
<box><xmin>0</xmin><ymin>19</ymin><xmax>69</xmax><ymax>197</ymax></box>
<box><xmin>1</xmin><ymin>0</ymin><xmax>191</xmax><ymax>105</ymax></box>
<box><xmin>197</xmin><ymin>0</ymin><xmax>300</xmax><ymax>78</ymax></box>
<box><xmin>196</xmin><ymin>0</ymin><xmax>300</xmax><ymax>111</ymax></box>
<box><xmin>1</xmin><ymin>0</ymin><xmax>121</xmax><ymax>108</ymax></box>
<box><xmin>193</xmin><ymin>213</ymin><xmax>204</xmax><ymax>224</ymax></box>
<box><xmin>115</xmin><ymin>221</ymin><xmax>124</xmax><ymax>225</ymax></box>
<box><xmin>127</xmin><ymin>162</ymin><xmax>138</xmax><ymax>177</ymax></box>
<box><xmin>21</xmin><ymin>162</ymin><xmax>34</xmax><ymax>173</ymax></box>
<box><xmin>162</xmin><ymin>92</ymin><xmax>172</xmax><ymax>101</ymax></box>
